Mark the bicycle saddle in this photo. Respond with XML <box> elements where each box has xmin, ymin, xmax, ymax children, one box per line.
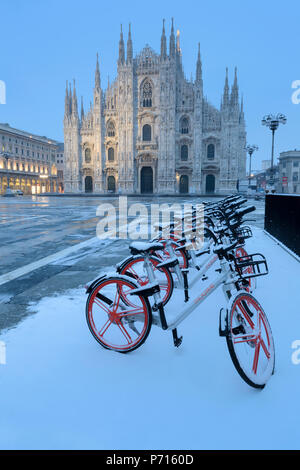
<box><xmin>129</xmin><ymin>241</ymin><xmax>164</xmax><ymax>255</ymax></box>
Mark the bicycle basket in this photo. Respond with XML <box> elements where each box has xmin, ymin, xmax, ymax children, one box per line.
<box><xmin>229</xmin><ymin>226</ymin><xmax>253</xmax><ymax>242</ymax></box>
<box><xmin>234</xmin><ymin>253</ymin><xmax>268</xmax><ymax>279</ymax></box>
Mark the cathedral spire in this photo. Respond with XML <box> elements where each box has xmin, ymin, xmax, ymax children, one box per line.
<box><xmin>196</xmin><ymin>43</ymin><xmax>202</xmax><ymax>83</ymax></box>
<box><xmin>118</xmin><ymin>24</ymin><xmax>125</xmax><ymax>65</ymax></box>
<box><xmin>95</xmin><ymin>53</ymin><xmax>100</xmax><ymax>89</ymax></box>
<box><xmin>64</xmin><ymin>80</ymin><xmax>69</xmax><ymax>117</ymax></box>
<box><xmin>160</xmin><ymin>18</ymin><xmax>167</xmax><ymax>60</ymax></box>
<box><xmin>222</xmin><ymin>67</ymin><xmax>229</xmax><ymax>108</ymax></box>
<box><xmin>69</xmin><ymin>82</ymin><xmax>72</xmax><ymax>115</ymax></box>
<box><xmin>240</xmin><ymin>94</ymin><xmax>245</xmax><ymax>123</ymax></box>
<box><xmin>230</xmin><ymin>67</ymin><xmax>239</xmax><ymax>107</ymax></box>
<box><xmin>127</xmin><ymin>23</ymin><xmax>133</xmax><ymax>64</ymax></box>
<box><xmin>72</xmin><ymin>79</ymin><xmax>78</xmax><ymax>117</ymax></box>
<box><xmin>176</xmin><ymin>29</ymin><xmax>181</xmax><ymax>54</ymax></box>
<box><xmin>81</xmin><ymin>96</ymin><xmax>84</xmax><ymax>121</ymax></box>
<box><xmin>169</xmin><ymin>18</ymin><xmax>175</xmax><ymax>58</ymax></box>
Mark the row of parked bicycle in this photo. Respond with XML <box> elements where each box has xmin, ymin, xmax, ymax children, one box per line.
<box><xmin>85</xmin><ymin>195</ymin><xmax>275</xmax><ymax>389</ymax></box>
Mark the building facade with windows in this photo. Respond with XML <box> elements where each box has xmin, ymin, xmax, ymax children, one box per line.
<box><xmin>64</xmin><ymin>21</ymin><xmax>246</xmax><ymax>194</ymax></box>
<box><xmin>278</xmin><ymin>150</ymin><xmax>300</xmax><ymax>194</ymax></box>
<box><xmin>0</xmin><ymin>123</ymin><xmax>60</xmax><ymax>195</ymax></box>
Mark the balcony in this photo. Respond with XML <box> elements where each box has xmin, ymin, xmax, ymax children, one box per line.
<box><xmin>136</xmin><ymin>137</ymin><xmax>158</xmax><ymax>151</ymax></box>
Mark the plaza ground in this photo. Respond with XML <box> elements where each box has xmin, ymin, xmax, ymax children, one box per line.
<box><xmin>0</xmin><ymin>195</ymin><xmax>299</xmax><ymax>450</ymax></box>
<box><xmin>0</xmin><ymin>195</ymin><xmax>265</xmax><ymax>331</ymax></box>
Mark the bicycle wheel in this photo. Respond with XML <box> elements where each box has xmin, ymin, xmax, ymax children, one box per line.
<box><xmin>235</xmin><ymin>246</ymin><xmax>257</xmax><ymax>292</ymax></box>
<box><xmin>86</xmin><ymin>276</ymin><xmax>152</xmax><ymax>353</ymax></box>
<box><xmin>226</xmin><ymin>292</ymin><xmax>275</xmax><ymax>389</ymax></box>
<box><xmin>119</xmin><ymin>255</ymin><xmax>174</xmax><ymax>306</ymax></box>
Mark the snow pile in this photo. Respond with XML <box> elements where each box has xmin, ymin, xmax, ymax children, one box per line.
<box><xmin>0</xmin><ymin>227</ymin><xmax>299</xmax><ymax>450</ymax></box>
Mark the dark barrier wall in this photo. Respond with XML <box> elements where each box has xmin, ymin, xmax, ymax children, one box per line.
<box><xmin>265</xmin><ymin>194</ymin><xmax>300</xmax><ymax>257</ymax></box>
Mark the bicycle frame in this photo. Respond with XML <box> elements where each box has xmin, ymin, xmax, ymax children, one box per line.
<box><xmin>166</xmin><ymin>263</ymin><xmax>230</xmax><ymax>330</ymax></box>
<box><xmin>160</xmin><ymin>221</ymin><xmax>248</xmax><ymax>291</ymax></box>
<box><xmin>161</xmin><ymin>236</ymin><xmax>221</xmax><ymax>289</ymax></box>
<box><xmin>143</xmin><ymin>250</ymin><xmax>236</xmax><ymax>331</ymax></box>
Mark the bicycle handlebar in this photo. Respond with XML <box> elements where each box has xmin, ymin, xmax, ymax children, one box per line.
<box><xmin>235</xmin><ymin>205</ymin><xmax>256</xmax><ymax>218</ymax></box>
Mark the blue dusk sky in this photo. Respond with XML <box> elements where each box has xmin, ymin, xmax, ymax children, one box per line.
<box><xmin>0</xmin><ymin>0</ymin><xmax>299</xmax><ymax>170</ymax></box>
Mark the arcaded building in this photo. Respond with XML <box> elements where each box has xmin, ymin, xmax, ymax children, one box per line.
<box><xmin>0</xmin><ymin>123</ymin><xmax>59</xmax><ymax>195</ymax></box>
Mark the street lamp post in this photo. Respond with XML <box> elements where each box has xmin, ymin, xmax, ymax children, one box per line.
<box><xmin>245</xmin><ymin>144</ymin><xmax>258</xmax><ymax>188</ymax></box>
<box><xmin>0</xmin><ymin>146</ymin><xmax>15</xmax><ymax>197</ymax></box>
<box><xmin>262</xmin><ymin>113</ymin><xmax>287</xmax><ymax>191</ymax></box>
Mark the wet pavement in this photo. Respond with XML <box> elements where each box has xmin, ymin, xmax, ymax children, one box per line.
<box><xmin>0</xmin><ymin>194</ymin><xmax>265</xmax><ymax>332</ymax></box>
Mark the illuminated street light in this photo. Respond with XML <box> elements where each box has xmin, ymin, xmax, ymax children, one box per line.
<box><xmin>245</xmin><ymin>144</ymin><xmax>258</xmax><ymax>188</ymax></box>
<box><xmin>262</xmin><ymin>113</ymin><xmax>287</xmax><ymax>190</ymax></box>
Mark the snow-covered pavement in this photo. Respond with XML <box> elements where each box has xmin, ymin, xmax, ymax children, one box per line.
<box><xmin>0</xmin><ymin>227</ymin><xmax>299</xmax><ymax>450</ymax></box>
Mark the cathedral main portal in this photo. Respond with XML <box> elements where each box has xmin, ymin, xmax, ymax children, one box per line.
<box><xmin>179</xmin><ymin>175</ymin><xmax>189</xmax><ymax>194</ymax></box>
<box><xmin>85</xmin><ymin>176</ymin><xmax>93</xmax><ymax>193</ymax></box>
<box><xmin>205</xmin><ymin>174</ymin><xmax>215</xmax><ymax>194</ymax></box>
<box><xmin>141</xmin><ymin>167</ymin><xmax>153</xmax><ymax>194</ymax></box>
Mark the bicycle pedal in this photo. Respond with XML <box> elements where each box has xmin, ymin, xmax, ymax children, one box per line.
<box><xmin>174</xmin><ymin>336</ymin><xmax>183</xmax><ymax>347</ymax></box>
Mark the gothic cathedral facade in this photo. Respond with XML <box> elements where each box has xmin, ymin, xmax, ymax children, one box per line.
<box><xmin>63</xmin><ymin>21</ymin><xmax>246</xmax><ymax>195</ymax></box>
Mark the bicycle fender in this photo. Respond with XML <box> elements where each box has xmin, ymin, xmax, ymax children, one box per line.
<box><xmin>219</xmin><ymin>307</ymin><xmax>229</xmax><ymax>337</ymax></box>
<box><xmin>115</xmin><ymin>255</ymin><xmax>134</xmax><ymax>273</ymax></box>
<box><xmin>85</xmin><ymin>275</ymin><xmax>107</xmax><ymax>294</ymax></box>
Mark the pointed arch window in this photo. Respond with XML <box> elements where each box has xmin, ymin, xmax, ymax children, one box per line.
<box><xmin>107</xmin><ymin>121</ymin><xmax>115</xmax><ymax>137</ymax></box>
<box><xmin>181</xmin><ymin>144</ymin><xmax>188</xmax><ymax>161</ymax></box>
<box><xmin>142</xmin><ymin>124</ymin><xmax>151</xmax><ymax>142</ymax></box>
<box><xmin>142</xmin><ymin>80</ymin><xmax>152</xmax><ymax>107</ymax></box>
<box><xmin>180</xmin><ymin>117</ymin><xmax>189</xmax><ymax>134</ymax></box>
<box><xmin>207</xmin><ymin>144</ymin><xmax>215</xmax><ymax>160</ymax></box>
<box><xmin>108</xmin><ymin>147</ymin><xmax>114</xmax><ymax>161</ymax></box>
<box><xmin>85</xmin><ymin>148</ymin><xmax>91</xmax><ymax>163</ymax></box>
